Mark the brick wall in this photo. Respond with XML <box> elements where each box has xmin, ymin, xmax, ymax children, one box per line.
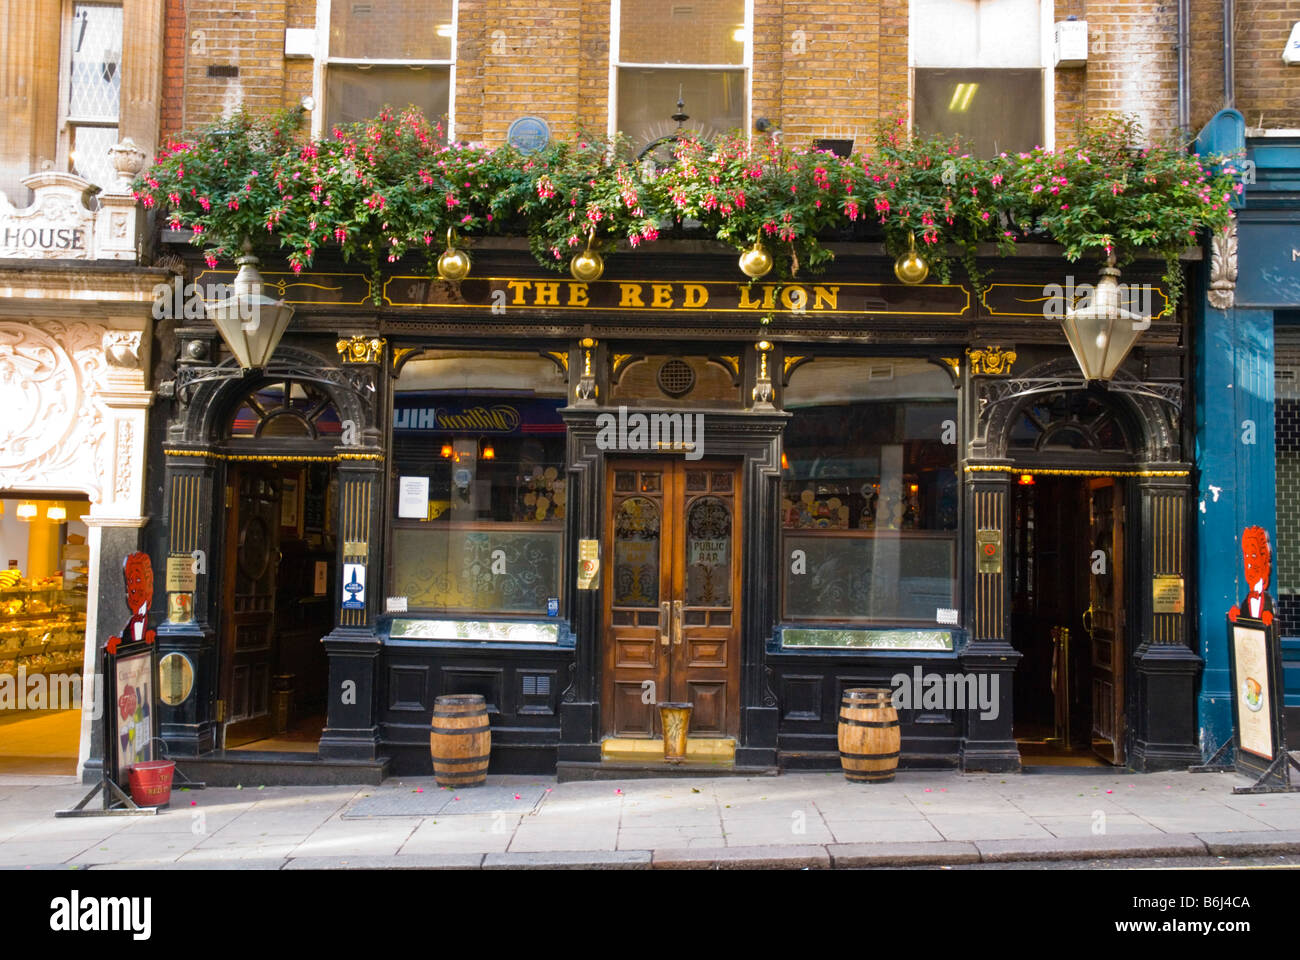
<box><xmin>157</xmin><ymin>0</ymin><xmax>1257</xmax><ymax>151</ymax></box>
<box><xmin>1190</xmin><ymin>0</ymin><xmax>1300</xmax><ymax>132</ymax></box>
<box><xmin>1081</xmin><ymin>0</ymin><xmax>1180</xmax><ymax>140</ymax></box>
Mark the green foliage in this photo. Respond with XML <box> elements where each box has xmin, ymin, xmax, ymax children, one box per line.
<box><xmin>1001</xmin><ymin>115</ymin><xmax>1240</xmax><ymax>310</ymax></box>
<box><xmin>135</xmin><ymin>108</ymin><xmax>1240</xmax><ymax>312</ymax></box>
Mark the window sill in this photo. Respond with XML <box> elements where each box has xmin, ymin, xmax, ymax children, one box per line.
<box><xmin>769</xmin><ymin>625</ymin><xmax>965</xmax><ymax>655</ymax></box>
<box><xmin>382</xmin><ymin>615</ymin><xmax>575</xmax><ymax>649</ymax></box>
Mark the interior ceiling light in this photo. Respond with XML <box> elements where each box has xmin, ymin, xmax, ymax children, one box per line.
<box><xmin>947</xmin><ymin>82</ymin><xmax>979</xmax><ymax>113</ymax></box>
<box><xmin>16</xmin><ymin>502</ymin><xmax>37</xmax><ymax>521</ymax></box>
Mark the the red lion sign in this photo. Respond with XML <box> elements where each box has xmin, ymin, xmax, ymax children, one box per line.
<box><xmin>106</xmin><ymin>552</ymin><xmax>156</xmax><ymax>655</ymax></box>
<box><xmin>1228</xmin><ymin>526</ymin><xmax>1275</xmax><ymax>627</ymax></box>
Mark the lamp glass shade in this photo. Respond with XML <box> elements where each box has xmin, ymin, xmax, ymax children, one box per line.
<box><xmin>16</xmin><ymin>502</ymin><xmax>37</xmax><ymax>521</ymax></box>
<box><xmin>1060</xmin><ymin>268</ymin><xmax>1145</xmax><ymax>382</ymax></box>
<box><xmin>206</xmin><ymin>252</ymin><xmax>295</xmax><ymax>370</ymax></box>
<box><xmin>46</xmin><ymin>506</ymin><xmax>67</xmax><ymax>522</ymax></box>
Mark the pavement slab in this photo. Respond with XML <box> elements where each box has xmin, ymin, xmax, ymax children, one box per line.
<box><xmin>828</xmin><ymin>841</ymin><xmax>981</xmax><ymax>867</ymax></box>
<box><xmin>652</xmin><ymin>843</ymin><xmax>831</xmax><ymax>869</ymax></box>
<box><xmin>975</xmin><ymin>834</ymin><xmax>1208</xmax><ymax>862</ymax></box>
<box><xmin>5</xmin><ymin>769</ymin><xmax>1300</xmax><ymax>869</ymax></box>
<box><xmin>483</xmin><ymin>850</ymin><xmax>651</xmax><ymax>869</ymax></box>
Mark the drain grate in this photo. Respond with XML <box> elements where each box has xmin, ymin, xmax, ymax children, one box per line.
<box><xmin>344</xmin><ymin>785</ymin><xmax>546</xmax><ymax>817</ymax></box>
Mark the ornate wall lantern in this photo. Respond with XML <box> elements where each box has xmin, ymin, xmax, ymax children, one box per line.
<box><xmin>1059</xmin><ymin>257</ymin><xmax>1145</xmax><ymax>382</ymax></box>
<box><xmin>205</xmin><ymin>240</ymin><xmax>294</xmax><ymax>371</ymax></box>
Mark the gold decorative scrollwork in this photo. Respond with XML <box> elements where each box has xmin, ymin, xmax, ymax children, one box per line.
<box><xmin>966</xmin><ymin>346</ymin><xmax>1017</xmax><ymax>376</ymax></box>
<box><xmin>391</xmin><ymin>346</ymin><xmax>419</xmax><ymax>374</ymax></box>
<box><xmin>337</xmin><ymin>335</ymin><xmax>386</xmax><ymax>365</ymax></box>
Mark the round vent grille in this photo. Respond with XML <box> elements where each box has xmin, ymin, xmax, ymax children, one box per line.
<box><xmin>657</xmin><ymin>358</ymin><xmax>696</xmax><ymax>398</ymax></box>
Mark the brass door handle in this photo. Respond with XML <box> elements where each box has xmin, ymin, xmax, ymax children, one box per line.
<box><xmin>659</xmin><ymin>601</ymin><xmax>671</xmax><ymax>646</ymax></box>
<box><xmin>1082</xmin><ymin>604</ymin><xmax>1094</xmax><ymax>636</ymax></box>
<box><xmin>672</xmin><ymin>600</ymin><xmax>683</xmax><ymax>645</ymax></box>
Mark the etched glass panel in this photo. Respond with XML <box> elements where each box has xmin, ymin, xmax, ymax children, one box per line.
<box><xmin>686</xmin><ymin>496</ymin><xmax>731</xmax><ymax>606</ymax></box>
<box><xmin>783</xmin><ymin>533</ymin><xmax>956</xmax><ymax>622</ymax></box>
<box><xmin>613</xmin><ymin>496</ymin><xmax>660</xmax><ymax>607</ymax></box>
<box><xmin>391</xmin><ymin>526</ymin><xmax>561</xmax><ymax>615</ymax></box>
<box><xmin>68</xmin><ymin>4</ymin><xmax>122</xmax><ymax>121</ymax></box>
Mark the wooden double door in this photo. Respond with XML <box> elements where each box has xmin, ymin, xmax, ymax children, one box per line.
<box><xmin>602</xmin><ymin>459</ymin><xmax>742</xmax><ymax>739</ymax></box>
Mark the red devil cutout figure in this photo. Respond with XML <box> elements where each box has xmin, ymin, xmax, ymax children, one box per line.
<box><xmin>1229</xmin><ymin>526</ymin><xmax>1275</xmax><ymax>627</ymax></box>
<box><xmin>106</xmin><ymin>552</ymin><xmax>156</xmax><ymax>655</ymax></box>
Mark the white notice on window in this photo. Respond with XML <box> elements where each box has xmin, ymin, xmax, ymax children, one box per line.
<box><xmin>936</xmin><ymin>608</ymin><xmax>959</xmax><ymax>625</ymax></box>
<box><xmin>397</xmin><ymin>475</ymin><xmax>430</xmax><ymax>519</ymax></box>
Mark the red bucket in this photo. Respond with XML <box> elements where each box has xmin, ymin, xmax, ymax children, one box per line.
<box><xmin>127</xmin><ymin>760</ymin><xmax>175</xmax><ymax>807</ymax></box>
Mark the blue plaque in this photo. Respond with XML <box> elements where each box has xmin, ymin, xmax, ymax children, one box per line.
<box><xmin>507</xmin><ymin>116</ymin><xmax>550</xmax><ymax>154</ymax></box>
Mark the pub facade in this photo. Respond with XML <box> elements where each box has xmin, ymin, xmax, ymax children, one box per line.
<box><xmin>148</xmin><ymin>238</ymin><xmax>1201</xmax><ymax>777</ymax></box>
<box><xmin>135</xmin><ymin>0</ymin><xmax>1228</xmax><ymax>780</ymax></box>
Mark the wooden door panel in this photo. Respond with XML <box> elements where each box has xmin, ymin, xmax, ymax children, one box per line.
<box><xmin>687</xmin><ymin>639</ymin><xmax>727</xmax><ymax>666</ymax></box>
<box><xmin>685</xmin><ymin>681</ymin><xmax>727</xmax><ymax>735</ymax></box>
<box><xmin>1087</xmin><ymin>478</ymin><xmax>1125</xmax><ymax>765</ymax></box>
<box><xmin>221</xmin><ymin>466</ymin><xmax>281</xmax><ymax>746</ymax></box>
<box><xmin>671</xmin><ymin>477</ymin><xmax>741</xmax><ymax>733</ymax></box>
<box><xmin>613</xmin><ymin>681</ymin><xmax>656</xmax><ymax>736</ymax></box>
<box><xmin>603</xmin><ymin>464</ymin><xmax>672</xmax><ymax>737</ymax></box>
<box><xmin>615</xmin><ymin>638</ymin><xmax>658</xmax><ymax>668</ymax></box>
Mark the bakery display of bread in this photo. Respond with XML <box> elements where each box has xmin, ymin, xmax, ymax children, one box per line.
<box><xmin>0</xmin><ymin>577</ymin><xmax>88</xmax><ymax>677</ymax></box>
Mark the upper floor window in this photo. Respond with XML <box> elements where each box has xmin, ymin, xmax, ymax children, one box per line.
<box><xmin>61</xmin><ymin>1</ymin><xmax>122</xmax><ymax>189</ymax></box>
<box><xmin>910</xmin><ymin>0</ymin><xmax>1050</xmax><ymax>155</ymax></box>
<box><xmin>611</xmin><ymin>0</ymin><xmax>749</xmax><ymax>153</ymax></box>
<box><xmin>320</xmin><ymin>0</ymin><xmax>455</xmax><ymax>135</ymax></box>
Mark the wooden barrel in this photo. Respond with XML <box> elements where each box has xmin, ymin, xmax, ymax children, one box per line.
<box><xmin>430</xmin><ymin>694</ymin><xmax>491</xmax><ymax>787</ymax></box>
<box><xmin>837</xmin><ymin>688</ymin><xmax>900</xmax><ymax>783</ymax></box>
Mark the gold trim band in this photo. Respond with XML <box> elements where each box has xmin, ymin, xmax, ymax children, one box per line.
<box><xmin>164</xmin><ymin>449</ymin><xmax>384</xmax><ymax>463</ymax></box>
<box><xmin>965</xmin><ymin>465</ymin><xmax>1190</xmax><ymax>478</ymax></box>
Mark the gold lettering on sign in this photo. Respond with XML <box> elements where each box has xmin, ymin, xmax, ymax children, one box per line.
<box><xmin>507</xmin><ymin>280</ymin><xmax>531</xmax><ymax>304</ymax></box>
<box><xmin>813</xmin><ymin>286</ymin><xmax>839</xmax><ymax>310</ymax></box>
<box><xmin>535</xmin><ymin>282</ymin><xmax>560</xmax><ymax>306</ymax></box>
<box><xmin>568</xmin><ymin>283</ymin><xmax>589</xmax><ymax>307</ymax></box>
<box><xmin>619</xmin><ymin>283</ymin><xmax>644</xmax><ymax>307</ymax></box>
<box><xmin>683</xmin><ymin>284</ymin><xmax>708</xmax><ymax>308</ymax></box>
<box><xmin>651</xmin><ymin>283</ymin><xmax>674</xmax><ymax>308</ymax></box>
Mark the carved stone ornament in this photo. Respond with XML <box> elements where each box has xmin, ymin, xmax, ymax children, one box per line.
<box><xmin>0</xmin><ymin>321</ymin><xmax>111</xmax><ymax>501</ymax></box>
<box><xmin>103</xmin><ymin>330</ymin><xmax>143</xmax><ymax>369</ymax></box>
<box><xmin>1208</xmin><ymin>220</ymin><xmax>1237</xmax><ymax>311</ymax></box>
<box><xmin>107</xmin><ymin>138</ymin><xmax>148</xmax><ymax>191</ymax></box>
<box><xmin>0</xmin><ymin>172</ymin><xmax>95</xmax><ymax>260</ymax></box>
<box><xmin>336</xmin><ymin>335</ymin><xmax>386</xmax><ymax>364</ymax></box>
<box><xmin>967</xmin><ymin>345</ymin><xmax>1018</xmax><ymax>376</ymax></box>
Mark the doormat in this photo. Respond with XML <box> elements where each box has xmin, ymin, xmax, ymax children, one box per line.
<box><xmin>343</xmin><ymin>785</ymin><xmax>547</xmax><ymax>817</ymax></box>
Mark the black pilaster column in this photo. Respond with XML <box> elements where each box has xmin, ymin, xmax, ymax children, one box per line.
<box><xmin>1128</xmin><ymin>471</ymin><xmax>1202</xmax><ymax>771</ymax></box>
<box><xmin>318</xmin><ymin>451</ymin><xmax>386</xmax><ymax>761</ymax></box>
<box><xmin>960</xmin><ymin>464</ymin><xmax>1022</xmax><ymax>772</ymax></box>
<box><xmin>155</xmin><ymin>451</ymin><xmax>222</xmax><ymax>757</ymax></box>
